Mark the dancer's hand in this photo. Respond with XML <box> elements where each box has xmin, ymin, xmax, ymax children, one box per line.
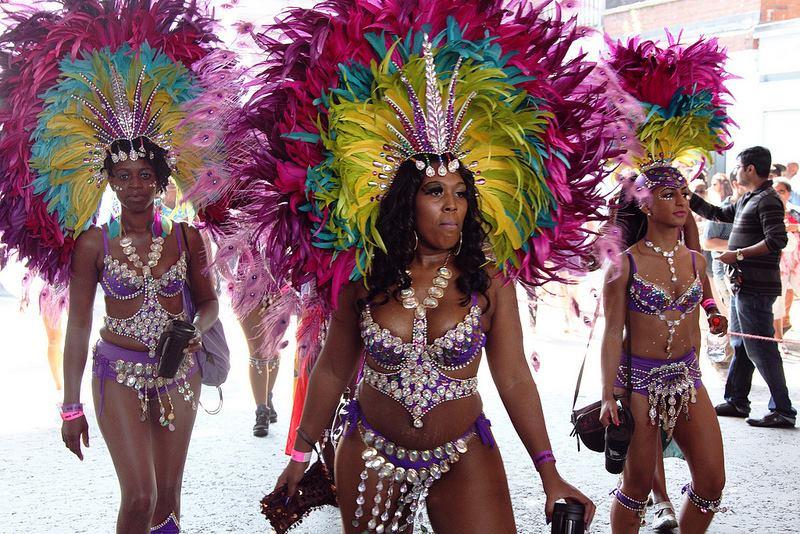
<box><xmin>543</xmin><ymin>475</ymin><xmax>596</xmax><ymax>527</ymax></box>
<box><xmin>184</xmin><ymin>332</ymin><xmax>203</xmax><ymax>356</ymax></box>
<box><xmin>600</xmin><ymin>396</ymin><xmax>620</xmax><ymax>427</ymax></box>
<box><xmin>61</xmin><ymin>417</ymin><xmax>89</xmax><ymax>461</ymax></box>
<box><xmin>708</xmin><ymin>313</ymin><xmax>728</xmax><ymax>336</ymax></box>
<box><xmin>274</xmin><ymin>459</ymin><xmax>309</xmax><ymax>498</ymax></box>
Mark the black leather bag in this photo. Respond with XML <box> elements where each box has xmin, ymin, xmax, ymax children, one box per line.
<box><xmin>155</xmin><ymin>319</ymin><xmax>197</xmax><ymax>378</ymax></box>
<box><xmin>570</xmin><ymin>255</ymin><xmax>634</xmax><ymax>454</ymax></box>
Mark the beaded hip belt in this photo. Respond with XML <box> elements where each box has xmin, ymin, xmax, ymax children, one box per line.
<box><xmin>618</xmin><ymin>356</ymin><xmax>701</xmax><ymax>435</ymax></box>
<box><xmin>93</xmin><ymin>340</ymin><xmax>197</xmax><ymax>431</ymax></box>
<box><xmin>354</xmin><ymin>421</ymin><xmax>476</xmax><ymax>533</ymax></box>
<box><xmin>340</xmin><ymin>398</ymin><xmax>494</xmax><ymax>533</ymax></box>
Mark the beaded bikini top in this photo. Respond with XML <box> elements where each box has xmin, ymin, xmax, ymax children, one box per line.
<box><xmin>627</xmin><ymin>252</ymin><xmax>702</xmax><ymax>316</ymax></box>
<box><xmin>101</xmin><ymin>226</ymin><xmax>188</xmax><ymax>358</ymax></box>
<box><xmin>359</xmin><ymin>293</ymin><xmax>485</xmax><ymax>428</ymax></box>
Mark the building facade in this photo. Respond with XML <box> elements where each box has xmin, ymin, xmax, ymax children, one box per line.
<box><xmin>602</xmin><ymin>0</ymin><xmax>800</xmax><ymax>170</ymax></box>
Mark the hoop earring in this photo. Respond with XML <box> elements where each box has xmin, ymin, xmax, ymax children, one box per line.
<box><xmin>413</xmin><ymin>230</ymin><xmax>419</xmax><ymax>252</ymax></box>
<box><xmin>454</xmin><ymin>231</ymin><xmax>462</xmax><ymax>256</ymax></box>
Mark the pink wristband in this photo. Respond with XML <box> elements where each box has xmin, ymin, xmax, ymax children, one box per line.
<box><xmin>533</xmin><ymin>450</ymin><xmax>556</xmax><ymax>470</ymax></box>
<box><xmin>290</xmin><ymin>449</ymin><xmax>312</xmax><ymax>463</ymax></box>
<box><xmin>60</xmin><ymin>410</ymin><xmax>84</xmax><ymax>421</ymax></box>
<box><xmin>701</xmin><ymin>298</ymin><xmax>717</xmax><ymax>311</ymax></box>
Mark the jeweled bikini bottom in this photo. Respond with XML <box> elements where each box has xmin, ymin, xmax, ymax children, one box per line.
<box><xmin>341</xmin><ymin>399</ymin><xmax>494</xmax><ymax>533</ymax></box>
<box><xmin>614</xmin><ymin>348</ymin><xmax>702</xmax><ymax>436</ymax></box>
<box><xmin>92</xmin><ymin>339</ymin><xmax>198</xmax><ymax>430</ymax></box>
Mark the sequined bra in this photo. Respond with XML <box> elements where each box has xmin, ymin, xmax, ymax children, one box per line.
<box><xmin>359</xmin><ymin>294</ymin><xmax>485</xmax><ymax>428</ymax></box>
<box><xmin>101</xmin><ymin>226</ymin><xmax>188</xmax><ymax>358</ymax></box>
<box><xmin>627</xmin><ymin>251</ymin><xmax>702</xmax><ymax>316</ymax></box>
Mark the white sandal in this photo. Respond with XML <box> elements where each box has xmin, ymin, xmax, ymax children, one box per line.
<box><xmin>652</xmin><ymin>501</ymin><xmax>678</xmax><ymax>530</ymax></box>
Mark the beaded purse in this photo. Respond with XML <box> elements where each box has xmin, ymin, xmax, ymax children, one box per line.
<box><xmin>260</xmin><ymin>455</ymin><xmax>337</xmax><ymax>534</ymax></box>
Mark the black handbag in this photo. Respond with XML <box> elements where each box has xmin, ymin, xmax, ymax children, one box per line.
<box><xmin>570</xmin><ymin>254</ymin><xmax>635</xmax><ymax>453</ymax></box>
<box><xmin>155</xmin><ymin>319</ymin><xmax>197</xmax><ymax>378</ymax></box>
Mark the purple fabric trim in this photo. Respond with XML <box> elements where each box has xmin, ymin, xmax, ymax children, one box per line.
<box><xmin>342</xmin><ymin>397</ymin><xmax>362</xmax><ymax>437</ymax></box>
<box><xmin>627</xmin><ymin>252</ymin><xmax>637</xmax><ymax>274</ymax></box>
<box><xmin>614</xmin><ymin>348</ymin><xmax>703</xmax><ymax>395</ymax></box>
<box><xmin>150</xmin><ymin>513</ymin><xmax>180</xmax><ymax>533</ymax></box>
<box><xmin>611</xmin><ymin>487</ymin><xmax>648</xmax><ymax>512</ymax></box>
<box><xmin>640</xmin><ymin>166</ymin><xmax>688</xmax><ymax>191</ymax></box>
<box><xmin>175</xmin><ymin>222</ymin><xmax>184</xmax><ymax>254</ymax></box>
<box><xmin>474</xmin><ymin>413</ymin><xmax>495</xmax><ymax>448</ymax></box>
<box><xmin>342</xmin><ymin>399</ymin><xmax>494</xmax><ymax>469</ymax></box>
<box><xmin>92</xmin><ymin>340</ymin><xmax>198</xmax><ymax>417</ymax></box>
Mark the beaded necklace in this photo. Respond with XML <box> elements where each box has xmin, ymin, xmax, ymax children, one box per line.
<box><xmin>400</xmin><ymin>253</ymin><xmax>453</xmax><ymax>319</ymax></box>
<box><xmin>644</xmin><ymin>239</ymin><xmax>680</xmax><ymax>282</ymax></box>
<box><xmin>103</xmin><ymin>217</ymin><xmax>186</xmax><ymax>359</ymax></box>
<box><xmin>120</xmin><ymin>221</ymin><xmax>164</xmax><ymax>278</ymax></box>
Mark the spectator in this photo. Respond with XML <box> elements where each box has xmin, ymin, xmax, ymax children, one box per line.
<box><xmin>771</xmin><ymin>163</ymin><xmax>787</xmax><ymax>178</ymax></box>
<box><xmin>701</xmin><ymin>175</ymin><xmax>745</xmax><ymax>365</ymax></box>
<box><xmin>772</xmin><ymin>179</ymin><xmax>800</xmax><ymax>341</ymax></box>
<box><xmin>690</xmin><ymin>146</ymin><xmax>796</xmax><ymax>428</ymax></box>
<box><xmin>689</xmin><ymin>176</ymin><xmax>708</xmax><ymax>197</ymax></box>
<box><xmin>787</xmin><ymin>161</ymin><xmax>798</xmax><ymax>180</ymax></box>
<box><xmin>709</xmin><ymin>172</ymin><xmax>732</xmax><ymax>205</ymax></box>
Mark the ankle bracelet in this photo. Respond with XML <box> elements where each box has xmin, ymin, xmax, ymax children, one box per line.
<box><xmin>682</xmin><ymin>483</ymin><xmax>726</xmax><ymax>514</ymax></box>
<box><xmin>611</xmin><ymin>487</ymin><xmax>647</xmax><ymax>525</ymax></box>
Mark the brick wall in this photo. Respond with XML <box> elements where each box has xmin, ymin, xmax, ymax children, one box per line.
<box><xmin>761</xmin><ymin>0</ymin><xmax>800</xmax><ymax>22</ymax></box>
<box><xmin>604</xmin><ymin>0</ymin><xmax>761</xmax><ymax>52</ymax></box>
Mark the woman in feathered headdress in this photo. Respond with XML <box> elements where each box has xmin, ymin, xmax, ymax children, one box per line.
<box><xmin>0</xmin><ymin>2</ymin><xmax>239</xmax><ymax>531</ymax></box>
<box><xmin>598</xmin><ymin>33</ymin><xmax>732</xmax><ymax>532</ymax></box>
<box><xmin>231</xmin><ymin>1</ymin><xmax>625</xmax><ymax>531</ymax></box>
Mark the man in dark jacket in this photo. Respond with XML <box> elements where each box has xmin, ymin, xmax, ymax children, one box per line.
<box><xmin>690</xmin><ymin>146</ymin><xmax>796</xmax><ymax>428</ymax></box>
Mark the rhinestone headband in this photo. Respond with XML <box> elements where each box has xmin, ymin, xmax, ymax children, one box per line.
<box><xmin>637</xmin><ymin>152</ymin><xmax>687</xmax><ymax>190</ymax></box>
<box><xmin>108</xmin><ymin>136</ymin><xmax>155</xmax><ymax>164</ymax></box>
<box><xmin>74</xmin><ymin>65</ymin><xmax>174</xmax><ymax>184</ymax></box>
<box><xmin>375</xmin><ymin>35</ymin><xmax>476</xmax><ymax>185</ymax></box>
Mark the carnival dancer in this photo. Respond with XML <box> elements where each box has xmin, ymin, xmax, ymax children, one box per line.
<box><xmin>239</xmin><ymin>293</ymin><xmax>292</xmax><ymax>437</ymax></box>
<box><xmin>219</xmin><ymin>251</ymin><xmax>294</xmax><ymax>437</ymax></box>
<box><xmin>20</xmin><ymin>275</ymin><xmax>69</xmax><ymax>391</ymax></box>
<box><xmin>599</xmin><ymin>34</ymin><xmax>733</xmax><ymax>533</ymax></box>
<box><xmin>0</xmin><ymin>2</ymin><xmax>240</xmax><ymax>531</ymax></box>
<box><xmin>234</xmin><ymin>1</ymin><xmax>624</xmax><ymax>531</ymax></box>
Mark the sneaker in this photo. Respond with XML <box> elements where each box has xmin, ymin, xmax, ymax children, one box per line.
<box><xmin>652</xmin><ymin>501</ymin><xmax>678</xmax><ymax>530</ymax></box>
<box><xmin>253</xmin><ymin>404</ymin><xmax>270</xmax><ymax>437</ymax></box>
<box><xmin>267</xmin><ymin>392</ymin><xmax>277</xmax><ymax>424</ymax></box>
<box><xmin>746</xmin><ymin>412</ymin><xmax>796</xmax><ymax>428</ymax></box>
<box><xmin>714</xmin><ymin>401</ymin><xmax>748</xmax><ymax>418</ymax></box>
